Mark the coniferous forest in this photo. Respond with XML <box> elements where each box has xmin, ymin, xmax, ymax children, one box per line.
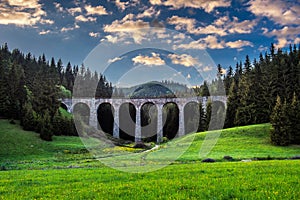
<box><xmin>222</xmin><ymin>44</ymin><xmax>300</xmax><ymax>146</ymax></box>
<box><xmin>1</xmin><ymin>43</ymin><xmax>300</xmax><ymax>145</ymax></box>
<box><xmin>0</xmin><ymin>43</ymin><xmax>112</xmax><ymax>141</ymax></box>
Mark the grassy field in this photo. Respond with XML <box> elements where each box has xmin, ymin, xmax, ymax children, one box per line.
<box><xmin>0</xmin><ymin>119</ymin><xmax>300</xmax><ymax>199</ymax></box>
<box><xmin>0</xmin><ymin>160</ymin><xmax>299</xmax><ymax>199</ymax></box>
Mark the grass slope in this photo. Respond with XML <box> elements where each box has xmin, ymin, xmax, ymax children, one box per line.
<box><xmin>59</xmin><ymin>107</ymin><xmax>72</xmax><ymax>119</ymax></box>
<box><xmin>180</xmin><ymin>124</ymin><xmax>300</xmax><ymax>161</ymax></box>
<box><xmin>0</xmin><ymin>120</ymin><xmax>88</xmax><ymax>164</ymax></box>
<box><xmin>0</xmin><ymin>160</ymin><xmax>299</xmax><ymax>199</ymax></box>
<box><xmin>0</xmin><ymin>120</ymin><xmax>300</xmax><ymax>199</ymax></box>
<box><xmin>1</xmin><ymin>120</ymin><xmax>299</xmax><ymax>169</ymax></box>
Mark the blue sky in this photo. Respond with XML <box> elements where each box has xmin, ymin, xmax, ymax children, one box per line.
<box><xmin>0</xmin><ymin>0</ymin><xmax>300</xmax><ymax>86</ymax></box>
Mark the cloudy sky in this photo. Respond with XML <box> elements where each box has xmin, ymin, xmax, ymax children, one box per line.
<box><xmin>1</xmin><ymin>0</ymin><xmax>300</xmax><ymax>86</ymax></box>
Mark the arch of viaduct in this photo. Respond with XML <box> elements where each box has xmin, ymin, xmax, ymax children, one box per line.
<box><xmin>61</xmin><ymin>96</ymin><xmax>227</xmax><ymax>143</ymax></box>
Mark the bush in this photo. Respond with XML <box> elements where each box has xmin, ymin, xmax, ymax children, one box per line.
<box><xmin>58</xmin><ymin>85</ymin><xmax>71</xmax><ymax>98</ymax></box>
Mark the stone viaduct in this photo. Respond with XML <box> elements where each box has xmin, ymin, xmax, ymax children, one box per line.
<box><xmin>61</xmin><ymin>96</ymin><xmax>227</xmax><ymax>143</ymax></box>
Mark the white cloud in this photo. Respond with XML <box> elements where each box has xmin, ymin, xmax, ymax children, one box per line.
<box><xmin>264</xmin><ymin>26</ymin><xmax>300</xmax><ymax>48</ymax></box>
<box><xmin>258</xmin><ymin>45</ymin><xmax>268</xmax><ymax>52</ymax></box>
<box><xmin>89</xmin><ymin>32</ymin><xmax>100</xmax><ymax>37</ymax></box>
<box><xmin>248</xmin><ymin>0</ymin><xmax>300</xmax><ymax>26</ymax></box>
<box><xmin>0</xmin><ymin>0</ymin><xmax>47</xmax><ymax>26</ymax></box>
<box><xmin>115</xmin><ymin>0</ymin><xmax>129</xmax><ymax>11</ymax></box>
<box><xmin>226</xmin><ymin>40</ymin><xmax>253</xmax><ymax>48</ymax></box>
<box><xmin>249</xmin><ymin>0</ymin><xmax>300</xmax><ymax>49</ymax></box>
<box><xmin>103</xmin><ymin>35</ymin><xmax>119</xmax><ymax>43</ymax></box>
<box><xmin>203</xmin><ymin>66</ymin><xmax>213</xmax><ymax>72</ymax></box>
<box><xmin>40</xmin><ymin>19</ymin><xmax>54</xmax><ymax>25</ymax></box>
<box><xmin>7</xmin><ymin>0</ymin><xmax>41</xmax><ymax>8</ymax></box>
<box><xmin>167</xmin><ymin>15</ymin><xmax>196</xmax><ymax>32</ymax></box>
<box><xmin>54</xmin><ymin>2</ymin><xmax>64</xmax><ymax>12</ymax></box>
<box><xmin>294</xmin><ymin>38</ymin><xmax>300</xmax><ymax>44</ymax></box>
<box><xmin>103</xmin><ymin>14</ymin><xmax>151</xmax><ymax>43</ymax></box>
<box><xmin>61</xmin><ymin>23</ymin><xmax>80</xmax><ymax>32</ymax></box>
<box><xmin>214</xmin><ymin>16</ymin><xmax>228</xmax><ymax>26</ymax></box>
<box><xmin>261</xmin><ymin>27</ymin><xmax>269</xmax><ymax>34</ymax></box>
<box><xmin>132</xmin><ymin>52</ymin><xmax>166</xmax><ymax>66</ymax></box>
<box><xmin>108</xmin><ymin>56</ymin><xmax>124</xmax><ymax>64</ymax></box>
<box><xmin>137</xmin><ymin>6</ymin><xmax>160</xmax><ymax>19</ymax></box>
<box><xmin>167</xmin><ymin>15</ymin><xmax>256</xmax><ymax>36</ymax></box>
<box><xmin>85</xmin><ymin>4</ymin><xmax>108</xmax><ymax>16</ymax></box>
<box><xmin>226</xmin><ymin>17</ymin><xmax>257</xmax><ymax>34</ymax></box>
<box><xmin>67</xmin><ymin>7</ymin><xmax>82</xmax><ymax>16</ymax></box>
<box><xmin>194</xmin><ymin>24</ymin><xmax>228</xmax><ymax>36</ymax></box>
<box><xmin>173</xmin><ymin>33</ymin><xmax>186</xmax><ymax>40</ymax></box>
<box><xmin>175</xmin><ymin>35</ymin><xmax>253</xmax><ymax>50</ymax></box>
<box><xmin>39</xmin><ymin>30</ymin><xmax>50</xmax><ymax>35</ymax></box>
<box><xmin>268</xmin><ymin>26</ymin><xmax>300</xmax><ymax>39</ymax></box>
<box><xmin>168</xmin><ymin>53</ymin><xmax>201</xmax><ymax>67</ymax></box>
<box><xmin>175</xmin><ymin>35</ymin><xmax>226</xmax><ymax>50</ymax></box>
<box><xmin>75</xmin><ymin>15</ymin><xmax>96</xmax><ymax>22</ymax></box>
<box><xmin>220</xmin><ymin>68</ymin><xmax>227</xmax><ymax>75</ymax></box>
<box><xmin>150</xmin><ymin>0</ymin><xmax>231</xmax><ymax>13</ymax></box>
<box><xmin>104</xmin><ymin>14</ymin><xmax>150</xmax><ymax>33</ymax></box>
<box><xmin>61</xmin><ymin>27</ymin><xmax>74</xmax><ymax>32</ymax></box>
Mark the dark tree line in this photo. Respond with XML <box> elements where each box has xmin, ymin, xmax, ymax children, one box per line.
<box><xmin>0</xmin><ymin>43</ymin><xmax>112</xmax><ymax>141</ymax></box>
<box><xmin>216</xmin><ymin>43</ymin><xmax>300</xmax><ymax>145</ymax></box>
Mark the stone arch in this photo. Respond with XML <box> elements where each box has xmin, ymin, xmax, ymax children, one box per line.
<box><xmin>163</xmin><ymin>102</ymin><xmax>179</xmax><ymax>139</ymax></box>
<box><xmin>73</xmin><ymin>102</ymin><xmax>90</xmax><ymax>125</ymax></box>
<box><xmin>97</xmin><ymin>103</ymin><xmax>114</xmax><ymax>136</ymax></box>
<box><xmin>141</xmin><ymin>102</ymin><xmax>158</xmax><ymax>142</ymax></box>
<box><xmin>119</xmin><ymin>102</ymin><xmax>136</xmax><ymax>141</ymax></box>
<box><xmin>209</xmin><ymin>100</ymin><xmax>226</xmax><ymax>130</ymax></box>
<box><xmin>184</xmin><ymin>101</ymin><xmax>200</xmax><ymax>134</ymax></box>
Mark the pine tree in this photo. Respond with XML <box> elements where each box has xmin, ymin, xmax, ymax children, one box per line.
<box><xmin>40</xmin><ymin>110</ymin><xmax>53</xmax><ymax>141</ymax></box>
<box><xmin>205</xmin><ymin>100</ymin><xmax>212</xmax><ymax>130</ymax></box>
<box><xmin>22</xmin><ymin>101</ymin><xmax>37</xmax><ymax>131</ymax></box>
<box><xmin>65</xmin><ymin>62</ymin><xmax>74</xmax><ymax>91</ymax></box>
<box><xmin>197</xmin><ymin>102</ymin><xmax>206</xmax><ymax>132</ymax></box>
<box><xmin>0</xmin><ymin>59</ymin><xmax>9</xmax><ymax>116</ymax></box>
<box><xmin>200</xmin><ymin>81</ymin><xmax>210</xmax><ymax>96</ymax></box>
<box><xmin>52</xmin><ymin>110</ymin><xmax>64</xmax><ymax>136</ymax></box>
<box><xmin>244</xmin><ymin>55</ymin><xmax>251</xmax><ymax>73</ymax></box>
<box><xmin>224</xmin><ymin>65</ymin><xmax>233</xmax><ymax>95</ymax></box>
<box><xmin>57</xmin><ymin>59</ymin><xmax>64</xmax><ymax>85</ymax></box>
<box><xmin>234</xmin><ymin>73</ymin><xmax>253</xmax><ymax>126</ymax></box>
<box><xmin>289</xmin><ymin>93</ymin><xmax>300</xmax><ymax>144</ymax></box>
<box><xmin>224</xmin><ymin>80</ymin><xmax>238</xmax><ymax>128</ymax></box>
<box><xmin>270</xmin><ymin>96</ymin><xmax>290</xmax><ymax>146</ymax></box>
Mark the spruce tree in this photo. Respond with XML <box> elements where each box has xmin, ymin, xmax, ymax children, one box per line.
<box><xmin>22</xmin><ymin>102</ymin><xmax>37</xmax><ymax>131</ymax></box>
<box><xmin>40</xmin><ymin>110</ymin><xmax>53</xmax><ymax>141</ymax></box>
<box><xmin>270</xmin><ymin>96</ymin><xmax>290</xmax><ymax>146</ymax></box>
<box><xmin>289</xmin><ymin>93</ymin><xmax>300</xmax><ymax>144</ymax></box>
<box><xmin>197</xmin><ymin>102</ymin><xmax>206</xmax><ymax>132</ymax></box>
<box><xmin>225</xmin><ymin>80</ymin><xmax>238</xmax><ymax>128</ymax></box>
<box><xmin>205</xmin><ymin>100</ymin><xmax>212</xmax><ymax>130</ymax></box>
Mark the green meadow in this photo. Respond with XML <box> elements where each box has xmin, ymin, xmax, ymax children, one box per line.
<box><xmin>0</xmin><ymin>119</ymin><xmax>300</xmax><ymax>199</ymax></box>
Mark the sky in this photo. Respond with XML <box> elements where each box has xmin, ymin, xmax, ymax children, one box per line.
<box><xmin>0</xmin><ymin>0</ymin><xmax>300</xmax><ymax>86</ymax></box>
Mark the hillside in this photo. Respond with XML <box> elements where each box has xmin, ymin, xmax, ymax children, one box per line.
<box><xmin>1</xmin><ymin>119</ymin><xmax>299</xmax><ymax>170</ymax></box>
<box><xmin>0</xmin><ymin>120</ymin><xmax>299</xmax><ymax>199</ymax></box>
<box><xmin>130</xmin><ymin>81</ymin><xmax>176</xmax><ymax>98</ymax></box>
